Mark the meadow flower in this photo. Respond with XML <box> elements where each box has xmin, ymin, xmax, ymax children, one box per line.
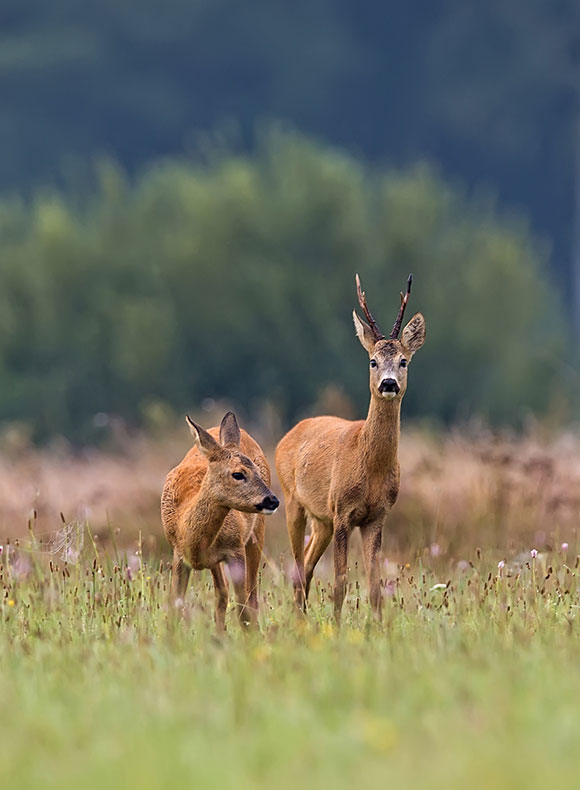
<box><xmin>430</xmin><ymin>542</ymin><xmax>441</xmax><ymax>557</ymax></box>
<box><xmin>530</xmin><ymin>549</ymin><xmax>538</xmax><ymax>559</ymax></box>
<box><xmin>65</xmin><ymin>548</ymin><xmax>80</xmax><ymax>563</ymax></box>
<box><xmin>11</xmin><ymin>555</ymin><xmax>30</xmax><ymax>579</ymax></box>
<box><xmin>127</xmin><ymin>554</ymin><xmax>140</xmax><ymax>573</ymax></box>
<box><xmin>252</xmin><ymin>644</ymin><xmax>272</xmax><ymax>663</ymax></box>
<box><xmin>361</xmin><ymin>714</ymin><xmax>398</xmax><ymax>753</ymax></box>
<box><xmin>229</xmin><ymin>563</ymin><xmax>245</xmax><ymax>584</ymax></box>
<box><xmin>347</xmin><ymin>629</ymin><xmax>364</xmax><ymax>645</ymax></box>
<box><xmin>497</xmin><ymin>560</ymin><xmax>505</xmax><ymax>570</ymax></box>
<box><xmin>561</xmin><ymin>542</ymin><xmax>569</xmax><ymax>552</ymax></box>
<box><xmin>321</xmin><ymin>622</ymin><xmax>335</xmax><ymax>639</ymax></box>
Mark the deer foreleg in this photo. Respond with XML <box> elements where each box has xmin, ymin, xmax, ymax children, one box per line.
<box><xmin>227</xmin><ymin>552</ymin><xmax>254</xmax><ymax>629</ymax></box>
<box><xmin>361</xmin><ymin>524</ymin><xmax>383</xmax><ymax>619</ymax></box>
<box><xmin>211</xmin><ymin>563</ymin><xmax>229</xmax><ymax>632</ymax></box>
<box><xmin>305</xmin><ymin>519</ymin><xmax>333</xmax><ymax>602</ymax></box>
<box><xmin>245</xmin><ymin>516</ymin><xmax>265</xmax><ymax>617</ymax></box>
<box><xmin>285</xmin><ymin>496</ymin><xmax>307</xmax><ymax>611</ymax></box>
<box><xmin>333</xmin><ymin>520</ymin><xmax>350</xmax><ymax>623</ymax></box>
<box><xmin>171</xmin><ymin>551</ymin><xmax>191</xmax><ymax>603</ymax></box>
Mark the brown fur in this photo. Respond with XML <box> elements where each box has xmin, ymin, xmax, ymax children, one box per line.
<box><xmin>275</xmin><ymin>283</ymin><xmax>426</xmax><ymax>621</ymax></box>
<box><xmin>161</xmin><ymin>412</ymin><xmax>277</xmax><ymax>631</ymax></box>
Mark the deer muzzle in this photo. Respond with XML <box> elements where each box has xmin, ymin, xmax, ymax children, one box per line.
<box><xmin>379</xmin><ymin>377</ymin><xmax>400</xmax><ymax>396</ymax></box>
<box><xmin>256</xmin><ymin>494</ymin><xmax>280</xmax><ymax>514</ymax></box>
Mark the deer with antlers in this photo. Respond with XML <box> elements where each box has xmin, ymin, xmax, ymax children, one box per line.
<box><xmin>275</xmin><ymin>275</ymin><xmax>425</xmax><ymax>620</ymax></box>
<box><xmin>161</xmin><ymin>411</ymin><xmax>279</xmax><ymax>630</ymax></box>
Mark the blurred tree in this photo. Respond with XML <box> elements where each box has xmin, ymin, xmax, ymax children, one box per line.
<box><xmin>427</xmin><ymin>0</ymin><xmax>580</xmax><ymax>330</ymax></box>
<box><xmin>0</xmin><ymin>0</ymin><xmax>577</xmax><ymax>330</ymax></box>
<box><xmin>0</xmin><ymin>131</ymin><xmax>567</xmax><ymax>440</ymax></box>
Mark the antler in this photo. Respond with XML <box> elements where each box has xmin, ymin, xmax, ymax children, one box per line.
<box><xmin>355</xmin><ymin>274</ymin><xmax>384</xmax><ymax>341</ymax></box>
<box><xmin>389</xmin><ymin>274</ymin><xmax>413</xmax><ymax>340</ymax></box>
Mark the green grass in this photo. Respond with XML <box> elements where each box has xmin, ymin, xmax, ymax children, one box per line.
<box><xmin>1</xmin><ymin>542</ymin><xmax>580</xmax><ymax>790</ymax></box>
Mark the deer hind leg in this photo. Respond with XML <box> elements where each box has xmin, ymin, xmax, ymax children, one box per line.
<box><xmin>333</xmin><ymin>519</ymin><xmax>350</xmax><ymax>624</ymax></box>
<box><xmin>245</xmin><ymin>515</ymin><xmax>265</xmax><ymax>620</ymax></box>
<box><xmin>227</xmin><ymin>552</ymin><xmax>253</xmax><ymax>629</ymax></box>
<box><xmin>171</xmin><ymin>551</ymin><xmax>191</xmax><ymax>603</ymax></box>
<box><xmin>285</xmin><ymin>495</ymin><xmax>308</xmax><ymax>611</ymax></box>
<box><xmin>304</xmin><ymin>518</ymin><xmax>333</xmax><ymax>605</ymax></box>
<box><xmin>211</xmin><ymin>563</ymin><xmax>229</xmax><ymax>632</ymax></box>
<box><xmin>361</xmin><ymin>524</ymin><xmax>383</xmax><ymax>620</ymax></box>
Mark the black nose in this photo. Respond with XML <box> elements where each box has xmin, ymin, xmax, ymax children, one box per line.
<box><xmin>379</xmin><ymin>378</ymin><xmax>400</xmax><ymax>394</ymax></box>
<box><xmin>258</xmin><ymin>495</ymin><xmax>279</xmax><ymax>512</ymax></box>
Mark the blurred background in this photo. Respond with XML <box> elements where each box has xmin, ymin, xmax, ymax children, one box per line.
<box><xmin>1</xmin><ymin>1</ymin><xmax>579</xmax><ymax>554</ymax></box>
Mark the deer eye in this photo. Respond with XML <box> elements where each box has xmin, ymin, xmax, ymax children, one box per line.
<box><xmin>370</xmin><ymin>359</ymin><xmax>377</xmax><ymax>368</ymax></box>
<box><xmin>400</xmin><ymin>359</ymin><xmax>407</xmax><ymax>368</ymax></box>
<box><xmin>232</xmin><ymin>472</ymin><xmax>245</xmax><ymax>481</ymax></box>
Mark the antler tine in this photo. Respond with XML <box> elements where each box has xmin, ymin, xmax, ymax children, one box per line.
<box><xmin>355</xmin><ymin>274</ymin><xmax>384</xmax><ymax>341</ymax></box>
<box><xmin>389</xmin><ymin>274</ymin><xmax>413</xmax><ymax>340</ymax></box>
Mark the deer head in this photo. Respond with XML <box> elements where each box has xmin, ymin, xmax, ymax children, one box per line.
<box><xmin>352</xmin><ymin>274</ymin><xmax>426</xmax><ymax>400</ymax></box>
<box><xmin>186</xmin><ymin>412</ymin><xmax>279</xmax><ymax>514</ymax></box>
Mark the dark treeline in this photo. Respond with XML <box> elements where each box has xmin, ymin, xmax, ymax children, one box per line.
<box><xmin>0</xmin><ymin>133</ymin><xmax>568</xmax><ymax>441</ymax></box>
<box><xmin>0</xmin><ymin>3</ymin><xmax>578</xmax><ymax>439</ymax></box>
<box><xmin>2</xmin><ymin>0</ymin><xmax>579</xmax><ymax>305</ymax></box>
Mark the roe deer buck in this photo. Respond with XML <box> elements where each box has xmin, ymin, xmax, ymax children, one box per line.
<box><xmin>275</xmin><ymin>274</ymin><xmax>425</xmax><ymax>621</ymax></box>
<box><xmin>161</xmin><ymin>411</ymin><xmax>279</xmax><ymax>630</ymax></box>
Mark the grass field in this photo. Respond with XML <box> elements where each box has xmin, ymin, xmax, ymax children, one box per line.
<box><xmin>2</xmin><ymin>532</ymin><xmax>580</xmax><ymax>790</ymax></box>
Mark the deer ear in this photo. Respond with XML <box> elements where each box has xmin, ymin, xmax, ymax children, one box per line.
<box><xmin>219</xmin><ymin>411</ymin><xmax>241</xmax><ymax>447</ymax></box>
<box><xmin>401</xmin><ymin>313</ymin><xmax>426</xmax><ymax>357</ymax></box>
<box><xmin>353</xmin><ymin>311</ymin><xmax>377</xmax><ymax>355</ymax></box>
<box><xmin>185</xmin><ymin>415</ymin><xmax>222</xmax><ymax>459</ymax></box>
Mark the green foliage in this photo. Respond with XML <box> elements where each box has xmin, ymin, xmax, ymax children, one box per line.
<box><xmin>1</xmin><ymin>1</ymin><xmax>576</xmax><ymax>299</ymax></box>
<box><xmin>0</xmin><ymin>131</ymin><xmax>567</xmax><ymax>439</ymax></box>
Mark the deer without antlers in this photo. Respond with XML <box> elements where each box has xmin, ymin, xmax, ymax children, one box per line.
<box><xmin>275</xmin><ymin>275</ymin><xmax>425</xmax><ymax>621</ymax></box>
<box><xmin>161</xmin><ymin>411</ymin><xmax>279</xmax><ymax>630</ymax></box>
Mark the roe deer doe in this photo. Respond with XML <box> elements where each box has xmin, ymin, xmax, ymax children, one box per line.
<box><xmin>161</xmin><ymin>411</ymin><xmax>279</xmax><ymax>630</ymax></box>
<box><xmin>275</xmin><ymin>274</ymin><xmax>425</xmax><ymax>621</ymax></box>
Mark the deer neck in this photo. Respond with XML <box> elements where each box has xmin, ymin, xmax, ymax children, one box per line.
<box><xmin>360</xmin><ymin>395</ymin><xmax>401</xmax><ymax>474</ymax></box>
<box><xmin>184</xmin><ymin>476</ymin><xmax>229</xmax><ymax>561</ymax></box>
